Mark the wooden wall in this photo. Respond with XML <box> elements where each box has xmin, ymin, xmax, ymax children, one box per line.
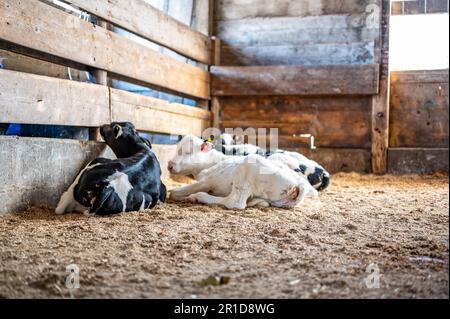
<box><xmin>212</xmin><ymin>0</ymin><xmax>382</xmax><ymax>173</ymax></box>
<box><xmin>388</xmin><ymin>69</ymin><xmax>449</xmax><ymax>174</ymax></box>
<box><xmin>214</xmin><ymin>0</ymin><xmax>380</xmax><ymax>66</ymax></box>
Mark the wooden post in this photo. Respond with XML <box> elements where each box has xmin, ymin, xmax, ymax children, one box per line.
<box><xmin>210</xmin><ymin>37</ymin><xmax>221</xmax><ymax>130</ymax></box>
<box><xmin>89</xmin><ymin>19</ymin><xmax>109</xmax><ymax>141</ymax></box>
<box><xmin>371</xmin><ymin>0</ymin><xmax>391</xmax><ymax>174</ymax></box>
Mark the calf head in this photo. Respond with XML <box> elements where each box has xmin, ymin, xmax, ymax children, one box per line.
<box><xmin>73</xmin><ymin>170</ymin><xmax>111</xmax><ymax>212</ymax></box>
<box><xmin>167</xmin><ymin>135</ymin><xmax>220</xmax><ymax>176</ymax></box>
<box><xmin>100</xmin><ymin>122</ymin><xmax>151</xmax><ymax>158</ymax></box>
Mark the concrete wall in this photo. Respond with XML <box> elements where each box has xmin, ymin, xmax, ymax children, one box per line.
<box><xmin>0</xmin><ymin>136</ymin><xmax>175</xmax><ymax>214</ymax></box>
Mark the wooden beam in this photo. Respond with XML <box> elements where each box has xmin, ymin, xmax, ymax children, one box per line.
<box><xmin>110</xmin><ymin>89</ymin><xmax>210</xmax><ymax>136</ymax></box>
<box><xmin>211</xmin><ymin>37</ymin><xmax>222</xmax><ymax>129</ymax></box>
<box><xmin>90</xmin><ymin>19</ymin><xmax>110</xmax><ymax>141</ymax></box>
<box><xmin>388</xmin><ymin>148</ymin><xmax>449</xmax><ymax>174</ymax></box>
<box><xmin>65</xmin><ymin>0</ymin><xmax>211</xmax><ymax>64</ymax></box>
<box><xmin>211</xmin><ymin>64</ymin><xmax>379</xmax><ymax>96</ymax></box>
<box><xmin>0</xmin><ymin>0</ymin><xmax>210</xmax><ymax>99</ymax></box>
<box><xmin>0</xmin><ymin>69</ymin><xmax>110</xmax><ymax>127</ymax></box>
<box><xmin>371</xmin><ymin>0</ymin><xmax>390</xmax><ymax>174</ymax></box>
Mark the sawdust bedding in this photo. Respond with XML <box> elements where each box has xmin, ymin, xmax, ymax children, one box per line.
<box><xmin>0</xmin><ymin>173</ymin><xmax>448</xmax><ymax>298</ymax></box>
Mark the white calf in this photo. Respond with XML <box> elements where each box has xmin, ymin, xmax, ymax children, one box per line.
<box><xmin>168</xmin><ymin>136</ymin><xmax>317</xmax><ymax>209</ymax></box>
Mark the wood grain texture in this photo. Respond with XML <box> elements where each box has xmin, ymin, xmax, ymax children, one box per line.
<box><xmin>220</xmin><ymin>42</ymin><xmax>375</xmax><ymax>66</ymax></box>
<box><xmin>211</xmin><ymin>65</ymin><xmax>379</xmax><ymax>96</ymax></box>
<box><xmin>110</xmin><ymin>89</ymin><xmax>210</xmax><ymax>136</ymax></box>
<box><xmin>388</xmin><ymin>148</ymin><xmax>449</xmax><ymax>174</ymax></box>
<box><xmin>391</xmin><ymin>69</ymin><xmax>449</xmax><ymax>84</ymax></box>
<box><xmin>389</xmin><ymin>71</ymin><xmax>449</xmax><ymax>148</ymax></box>
<box><xmin>214</xmin><ymin>1</ymin><xmax>380</xmax><ymax>66</ymax></box>
<box><xmin>371</xmin><ymin>0</ymin><xmax>390</xmax><ymax>174</ymax></box>
<box><xmin>286</xmin><ymin>147</ymin><xmax>372</xmax><ymax>173</ymax></box>
<box><xmin>216</xmin><ymin>15</ymin><xmax>379</xmax><ymax>46</ymax></box>
<box><xmin>215</xmin><ymin>0</ymin><xmax>380</xmax><ymax>20</ymax></box>
<box><xmin>219</xmin><ymin>96</ymin><xmax>372</xmax><ymax>148</ymax></box>
<box><xmin>66</xmin><ymin>0</ymin><xmax>211</xmax><ymax>64</ymax></box>
<box><xmin>0</xmin><ymin>69</ymin><xmax>110</xmax><ymax>126</ymax></box>
<box><xmin>0</xmin><ymin>0</ymin><xmax>210</xmax><ymax>99</ymax></box>
<box><xmin>0</xmin><ymin>49</ymin><xmax>88</xmax><ymax>81</ymax></box>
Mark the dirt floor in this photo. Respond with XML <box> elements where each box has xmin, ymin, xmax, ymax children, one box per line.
<box><xmin>0</xmin><ymin>173</ymin><xmax>448</xmax><ymax>299</ymax></box>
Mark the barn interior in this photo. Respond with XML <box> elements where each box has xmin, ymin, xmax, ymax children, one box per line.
<box><xmin>0</xmin><ymin>0</ymin><xmax>448</xmax><ymax>298</ymax></box>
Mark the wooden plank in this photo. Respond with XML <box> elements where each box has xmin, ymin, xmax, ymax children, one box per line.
<box><xmin>391</xmin><ymin>69</ymin><xmax>449</xmax><ymax>84</ymax></box>
<box><xmin>216</xmin><ymin>15</ymin><xmax>379</xmax><ymax>46</ymax></box>
<box><xmin>219</xmin><ymin>96</ymin><xmax>372</xmax><ymax>148</ymax></box>
<box><xmin>285</xmin><ymin>147</ymin><xmax>372</xmax><ymax>173</ymax></box>
<box><xmin>66</xmin><ymin>0</ymin><xmax>212</xmax><ymax>64</ymax></box>
<box><xmin>0</xmin><ymin>49</ymin><xmax>88</xmax><ymax>81</ymax></box>
<box><xmin>0</xmin><ymin>69</ymin><xmax>109</xmax><ymax>126</ymax></box>
<box><xmin>211</xmin><ymin>65</ymin><xmax>379</xmax><ymax>96</ymax></box>
<box><xmin>389</xmin><ymin>82</ymin><xmax>449</xmax><ymax>148</ymax></box>
<box><xmin>404</xmin><ymin>0</ymin><xmax>425</xmax><ymax>14</ymax></box>
<box><xmin>0</xmin><ymin>0</ymin><xmax>210</xmax><ymax>99</ymax></box>
<box><xmin>110</xmin><ymin>89</ymin><xmax>210</xmax><ymax>136</ymax></box>
<box><xmin>215</xmin><ymin>0</ymin><xmax>381</xmax><ymax>21</ymax></box>
<box><xmin>220</xmin><ymin>42</ymin><xmax>375</xmax><ymax>66</ymax></box>
<box><xmin>388</xmin><ymin>148</ymin><xmax>449</xmax><ymax>174</ymax></box>
<box><xmin>371</xmin><ymin>0</ymin><xmax>390</xmax><ymax>174</ymax></box>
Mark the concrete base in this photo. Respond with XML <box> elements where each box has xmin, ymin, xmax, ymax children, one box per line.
<box><xmin>0</xmin><ymin>136</ymin><xmax>175</xmax><ymax>214</ymax></box>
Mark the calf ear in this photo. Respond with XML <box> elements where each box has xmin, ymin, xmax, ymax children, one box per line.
<box><xmin>200</xmin><ymin>142</ymin><xmax>213</xmax><ymax>152</ymax></box>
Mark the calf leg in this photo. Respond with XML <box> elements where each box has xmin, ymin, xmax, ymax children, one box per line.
<box><xmin>170</xmin><ymin>181</ymin><xmax>211</xmax><ymax>201</ymax></box>
<box><xmin>188</xmin><ymin>169</ymin><xmax>253</xmax><ymax>210</ymax></box>
<box><xmin>247</xmin><ymin>198</ymin><xmax>270</xmax><ymax>208</ymax></box>
<box><xmin>189</xmin><ymin>184</ymin><xmax>252</xmax><ymax>210</ymax></box>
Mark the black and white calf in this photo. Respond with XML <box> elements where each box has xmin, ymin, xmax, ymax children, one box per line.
<box><xmin>169</xmin><ymin>136</ymin><xmax>318</xmax><ymax>209</ymax></box>
<box><xmin>210</xmin><ymin>134</ymin><xmax>331</xmax><ymax>191</ymax></box>
<box><xmin>55</xmin><ymin>122</ymin><xmax>166</xmax><ymax>215</ymax></box>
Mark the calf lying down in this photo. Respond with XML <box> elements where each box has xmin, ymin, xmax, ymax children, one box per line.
<box><xmin>212</xmin><ymin>134</ymin><xmax>331</xmax><ymax>191</ymax></box>
<box><xmin>55</xmin><ymin>122</ymin><xmax>165</xmax><ymax>215</ymax></box>
<box><xmin>169</xmin><ymin>136</ymin><xmax>317</xmax><ymax>209</ymax></box>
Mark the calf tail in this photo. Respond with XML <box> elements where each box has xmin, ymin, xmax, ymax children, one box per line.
<box><xmin>159</xmin><ymin>182</ymin><xmax>167</xmax><ymax>202</ymax></box>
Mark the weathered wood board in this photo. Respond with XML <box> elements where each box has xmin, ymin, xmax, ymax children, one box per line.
<box><xmin>0</xmin><ymin>69</ymin><xmax>110</xmax><ymax>126</ymax></box>
<box><xmin>286</xmin><ymin>147</ymin><xmax>372</xmax><ymax>173</ymax></box>
<box><xmin>66</xmin><ymin>0</ymin><xmax>211</xmax><ymax>64</ymax></box>
<box><xmin>211</xmin><ymin>65</ymin><xmax>379</xmax><ymax>96</ymax></box>
<box><xmin>110</xmin><ymin>89</ymin><xmax>210</xmax><ymax>137</ymax></box>
<box><xmin>215</xmin><ymin>0</ymin><xmax>381</xmax><ymax>20</ymax></box>
<box><xmin>0</xmin><ymin>49</ymin><xmax>87</xmax><ymax>81</ymax></box>
<box><xmin>214</xmin><ymin>1</ymin><xmax>380</xmax><ymax>66</ymax></box>
<box><xmin>0</xmin><ymin>0</ymin><xmax>210</xmax><ymax>99</ymax></box>
<box><xmin>388</xmin><ymin>148</ymin><xmax>449</xmax><ymax>174</ymax></box>
<box><xmin>219</xmin><ymin>96</ymin><xmax>372</xmax><ymax>148</ymax></box>
<box><xmin>220</xmin><ymin>42</ymin><xmax>376</xmax><ymax>66</ymax></box>
<box><xmin>389</xmin><ymin>70</ymin><xmax>449</xmax><ymax>148</ymax></box>
<box><xmin>0</xmin><ymin>69</ymin><xmax>211</xmax><ymax>137</ymax></box>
